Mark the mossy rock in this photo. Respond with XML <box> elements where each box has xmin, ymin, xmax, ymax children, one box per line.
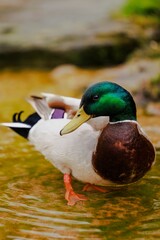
<box><xmin>0</xmin><ymin>33</ymin><xmax>139</xmax><ymax>69</ymax></box>
<box><xmin>122</xmin><ymin>0</ymin><xmax>160</xmax><ymax>19</ymax></box>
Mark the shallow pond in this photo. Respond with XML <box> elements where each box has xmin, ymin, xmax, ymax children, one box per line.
<box><xmin>0</xmin><ymin>70</ymin><xmax>160</xmax><ymax>239</ymax></box>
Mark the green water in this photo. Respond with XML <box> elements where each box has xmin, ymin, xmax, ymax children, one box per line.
<box><xmin>0</xmin><ymin>70</ymin><xmax>160</xmax><ymax>239</ymax></box>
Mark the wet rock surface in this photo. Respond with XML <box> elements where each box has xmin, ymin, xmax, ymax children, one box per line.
<box><xmin>0</xmin><ymin>0</ymin><xmax>142</xmax><ymax>68</ymax></box>
<box><xmin>0</xmin><ymin>33</ymin><xmax>139</xmax><ymax>69</ymax></box>
<box><xmin>0</xmin><ymin>0</ymin><xmax>125</xmax><ymax>43</ymax></box>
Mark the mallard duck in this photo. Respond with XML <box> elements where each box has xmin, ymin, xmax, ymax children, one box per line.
<box><xmin>1</xmin><ymin>81</ymin><xmax>155</xmax><ymax>206</ymax></box>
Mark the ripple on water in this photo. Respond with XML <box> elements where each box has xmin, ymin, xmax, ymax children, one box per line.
<box><xmin>136</xmin><ymin>216</ymin><xmax>160</xmax><ymax>239</ymax></box>
<box><xmin>0</xmin><ymin>195</ymin><xmax>101</xmax><ymax>239</ymax></box>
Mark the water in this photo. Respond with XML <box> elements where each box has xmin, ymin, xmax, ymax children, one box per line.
<box><xmin>0</xmin><ymin>70</ymin><xmax>160</xmax><ymax>239</ymax></box>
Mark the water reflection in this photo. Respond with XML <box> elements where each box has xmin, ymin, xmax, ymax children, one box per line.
<box><xmin>0</xmin><ymin>191</ymin><xmax>100</xmax><ymax>239</ymax></box>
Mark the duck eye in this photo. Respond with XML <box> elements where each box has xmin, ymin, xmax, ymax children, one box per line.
<box><xmin>92</xmin><ymin>95</ymin><xmax>99</xmax><ymax>101</ymax></box>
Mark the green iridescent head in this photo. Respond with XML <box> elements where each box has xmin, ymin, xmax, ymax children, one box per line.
<box><xmin>60</xmin><ymin>81</ymin><xmax>137</xmax><ymax>135</ymax></box>
<box><xmin>80</xmin><ymin>81</ymin><xmax>137</xmax><ymax>122</ymax></box>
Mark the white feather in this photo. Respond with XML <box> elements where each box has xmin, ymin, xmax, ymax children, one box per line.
<box><xmin>27</xmin><ymin>97</ymin><xmax>52</xmax><ymax>120</ymax></box>
<box><xmin>42</xmin><ymin>92</ymin><xmax>80</xmax><ymax>109</ymax></box>
<box><xmin>1</xmin><ymin>122</ymin><xmax>31</xmax><ymax>128</ymax></box>
<box><xmin>29</xmin><ymin>118</ymin><xmax>111</xmax><ymax>186</ymax></box>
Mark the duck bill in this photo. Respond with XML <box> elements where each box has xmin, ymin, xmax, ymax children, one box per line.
<box><xmin>60</xmin><ymin>106</ymin><xmax>91</xmax><ymax>135</ymax></box>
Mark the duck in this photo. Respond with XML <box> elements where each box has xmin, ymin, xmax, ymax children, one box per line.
<box><xmin>1</xmin><ymin>81</ymin><xmax>155</xmax><ymax>206</ymax></box>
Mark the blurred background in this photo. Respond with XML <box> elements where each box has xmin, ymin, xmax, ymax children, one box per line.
<box><xmin>0</xmin><ymin>0</ymin><xmax>159</xmax><ymax>100</ymax></box>
<box><xmin>0</xmin><ymin>0</ymin><xmax>160</xmax><ymax>239</ymax></box>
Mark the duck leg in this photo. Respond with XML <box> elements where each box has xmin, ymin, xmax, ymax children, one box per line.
<box><xmin>64</xmin><ymin>174</ymin><xmax>87</xmax><ymax>206</ymax></box>
<box><xmin>83</xmin><ymin>183</ymin><xmax>107</xmax><ymax>193</ymax></box>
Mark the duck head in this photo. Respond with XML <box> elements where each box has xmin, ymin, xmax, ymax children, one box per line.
<box><xmin>60</xmin><ymin>81</ymin><xmax>137</xmax><ymax>135</ymax></box>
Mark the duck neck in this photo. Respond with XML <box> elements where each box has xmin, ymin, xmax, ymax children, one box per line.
<box><xmin>109</xmin><ymin>103</ymin><xmax>137</xmax><ymax>123</ymax></box>
<box><xmin>110</xmin><ymin>113</ymin><xmax>137</xmax><ymax>123</ymax></box>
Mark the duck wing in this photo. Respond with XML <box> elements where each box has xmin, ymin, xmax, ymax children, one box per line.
<box><xmin>27</xmin><ymin>96</ymin><xmax>52</xmax><ymax>120</ymax></box>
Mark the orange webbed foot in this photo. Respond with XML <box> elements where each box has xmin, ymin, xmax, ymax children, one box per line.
<box><xmin>83</xmin><ymin>183</ymin><xmax>107</xmax><ymax>193</ymax></box>
<box><xmin>64</xmin><ymin>174</ymin><xmax>87</xmax><ymax>206</ymax></box>
<box><xmin>65</xmin><ymin>189</ymin><xmax>87</xmax><ymax>206</ymax></box>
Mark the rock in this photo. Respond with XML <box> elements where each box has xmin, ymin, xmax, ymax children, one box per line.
<box><xmin>146</xmin><ymin>103</ymin><xmax>160</xmax><ymax>116</ymax></box>
<box><xmin>48</xmin><ymin>59</ymin><xmax>160</xmax><ymax>101</ymax></box>
<box><xmin>50</xmin><ymin>64</ymin><xmax>94</xmax><ymax>95</ymax></box>
<box><xmin>0</xmin><ymin>0</ymin><xmax>140</xmax><ymax>69</ymax></box>
<box><xmin>140</xmin><ymin>74</ymin><xmax>160</xmax><ymax>102</ymax></box>
<box><xmin>0</xmin><ymin>33</ymin><xmax>139</xmax><ymax>69</ymax></box>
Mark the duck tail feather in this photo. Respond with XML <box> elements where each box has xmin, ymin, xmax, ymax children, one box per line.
<box><xmin>1</xmin><ymin>111</ymin><xmax>41</xmax><ymax>139</ymax></box>
<box><xmin>1</xmin><ymin>122</ymin><xmax>31</xmax><ymax>128</ymax></box>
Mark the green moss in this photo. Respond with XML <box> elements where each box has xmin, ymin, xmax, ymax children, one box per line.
<box><xmin>123</xmin><ymin>0</ymin><xmax>160</xmax><ymax>17</ymax></box>
<box><xmin>151</xmin><ymin>73</ymin><xmax>160</xmax><ymax>85</ymax></box>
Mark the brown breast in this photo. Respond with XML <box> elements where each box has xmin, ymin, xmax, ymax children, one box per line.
<box><xmin>92</xmin><ymin>122</ymin><xmax>155</xmax><ymax>184</ymax></box>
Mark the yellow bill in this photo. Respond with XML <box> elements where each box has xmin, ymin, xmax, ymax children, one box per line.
<box><xmin>60</xmin><ymin>106</ymin><xmax>91</xmax><ymax>135</ymax></box>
